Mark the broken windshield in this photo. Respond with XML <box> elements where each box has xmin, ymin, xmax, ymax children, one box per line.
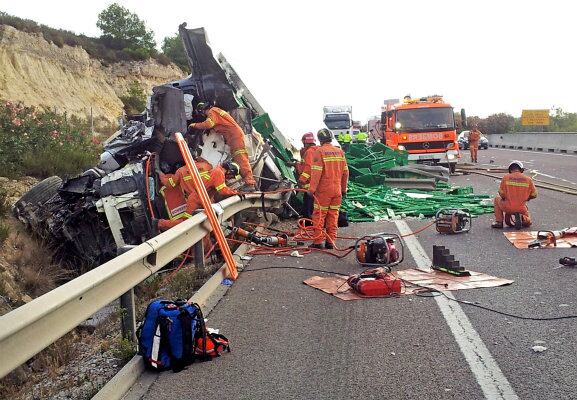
<box><xmin>396</xmin><ymin>108</ymin><xmax>455</xmax><ymax>132</ymax></box>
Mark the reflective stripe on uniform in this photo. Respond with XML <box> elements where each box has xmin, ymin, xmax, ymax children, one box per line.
<box><xmin>168</xmin><ymin>177</ymin><xmax>176</xmax><ymax>187</ymax></box>
<box><xmin>183</xmin><ymin>175</ymin><xmax>192</xmax><ymax>181</ymax></box>
<box><xmin>322</xmin><ymin>156</ymin><xmax>346</xmax><ymax>162</ymax></box>
<box><xmin>216</xmin><ymin>183</ymin><xmax>226</xmax><ymax>191</ymax></box>
<box><xmin>200</xmin><ymin>172</ymin><xmax>210</xmax><ymax>181</ymax></box>
<box><xmin>303</xmin><ymin>184</ymin><xmax>310</xmax><ymax>189</ymax></box>
<box><xmin>218</xmin><ymin>109</ymin><xmax>226</xmax><ymax>116</ymax></box>
<box><xmin>313</xmin><ymin>204</ymin><xmax>329</xmax><ymax>210</ymax></box>
<box><xmin>205</xmin><ymin>118</ymin><xmax>216</xmax><ymax>128</ymax></box>
<box><xmin>506</xmin><ymin>181</ymin><xmax>529</xmax><ymax>187</ymax></box>
<box><xmin>311</xmin><ymin>165</ymin><xmax>323</xmax><ymax>171</ymax></box>
<box><xmin>300</xmin><ymin>172</ymin><xmax>310</xmax><ymax>179</ymax></box>
<box><xmin>329</xmin><ymin>205</ymin><xmax>340</xmax><ymax>210</ymax></box>
<box><xmin>233</xmin><ymin>148</ymin><xmax>247</xmax><ymax>156</ymax></box>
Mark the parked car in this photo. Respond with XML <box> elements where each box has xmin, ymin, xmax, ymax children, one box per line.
<box><xmin>458</xmin><ymin>130</ymin><xmax>488</xmax><ymax>150</ymax></box>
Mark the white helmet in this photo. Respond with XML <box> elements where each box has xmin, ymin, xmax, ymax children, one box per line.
<box><xmin>508</xmin><ymin>160</ymin><xmax>524</xmax><ymax>172</ymax></box>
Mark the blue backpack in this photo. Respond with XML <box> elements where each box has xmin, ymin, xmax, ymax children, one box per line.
<box><xmin>138</xmin><ymin>299</ymin><xmax>204</xmax><ymax>372</ymax></box>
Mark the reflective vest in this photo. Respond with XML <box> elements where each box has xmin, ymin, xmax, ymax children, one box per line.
<box><xmin>342</xmin><ymin>133</ymin><xmax>352</xmax><ymax>143</ymax></box>
<box><xmin>356</xmin><ymin>132</ymin><xmax>368</xmax><ymax>142</ymax></box>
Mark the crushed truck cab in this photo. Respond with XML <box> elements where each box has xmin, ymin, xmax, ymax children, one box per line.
<box><xmin>379</xmin><ymin>96</ymin><xmax>459</xmax><ymax>172</ymax></box>
<box><xmin>13</xmin><ymin>25</ymin><xmax>295</xmax><ymax>268</ymax></box>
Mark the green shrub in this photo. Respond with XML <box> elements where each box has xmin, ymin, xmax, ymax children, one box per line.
<box><xmin>112</xmin><ymin>338</ymin><xmax>136</xmax><ymax>364</ymax></box>
<box><xmin>21</xmin><ymin>145</ymin><xmax>99</xmax><ymax>178</ymax></box>
<box><xmin>0</xmin><ymin>101</ymin><xmax>102</xmax><ymax>178</ymax></box>
<box><xmin>119</xmin><ymin>81</ymin><xmax>146</xmax><ymax>115</ymax></box>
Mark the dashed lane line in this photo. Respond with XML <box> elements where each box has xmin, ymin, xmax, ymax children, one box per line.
<box><xmin>394</xmin><ymin>220</ymin><xmax>519</xmax><ymax>400</ymax></box>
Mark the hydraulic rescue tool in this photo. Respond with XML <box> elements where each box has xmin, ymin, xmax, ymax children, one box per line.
<box><xmin>432</xmin><ymin>245</ymin><xmax>470</xmax><ymax>276</ymax></box>
<box><xmin>528</xmin><ymin>231</ymin><xmax>557</xmax><ymax>248</ymax></box>
<box><xmin>355</xmin><ymin>233</ymin><xmax>403</xmax><ymax>270</ymax></box>
<box><xmin>435</xmin><ymin>208</ymin><xmax>472</xmax><ymax>234</ymax></box>
<box><xmin>347</xmin><ymin>268</ymin><xmax>402</xmax><ymax>297</ymax></box>
<box><xmin>528</xmin><ymin>227</ymin><xmax>577</xmax><ymax>248</ymax></box>
<box><xmin>349</xmin><ymin>233</ymin><xmax>404</xmax><ymax>297</ymax></box>
<box><xmin>559</xmin><ymin>257</ymin><xmax>577</xmax><ymax>267</ymax></box>
<box><xmin>232</xmin><ymin>227</ymin><xmax>304</xmax><ymax>247</ymax></box>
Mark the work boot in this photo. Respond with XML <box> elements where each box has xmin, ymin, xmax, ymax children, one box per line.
<box><xmin>324</xmin><ymin>241</ymin><xmax>334</xmax><ymax>250</ymax></box>
<box><xmin>513</xmin><ymin>213</ymin><xmax>522</xmax><ymax>230</ymax></box>
<box><xmin>491</xmin><ymin>221</ymin><xmax>503</xmax><ymax>229</ymax></box>
<box><xmin>309</xmin><ymin>243</ymin><xmax>323</xmax><ymax>249</ymax></box>
<box><xmin>239</xmin><ymin>184</ymin><xmax>256</xmax><ymax>192</ymax></box>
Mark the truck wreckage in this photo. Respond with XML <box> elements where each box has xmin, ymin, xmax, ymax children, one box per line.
<box><xmin>13</xmin><ymin>24</ymin><xmax>296</xmax><ymax>266</ymax></box>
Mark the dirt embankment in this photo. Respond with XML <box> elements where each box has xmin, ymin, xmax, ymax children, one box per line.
<box><xmin>0</xmin><ymin>24</ymin><xmax>184</xmax><ymax>130</ymax></box>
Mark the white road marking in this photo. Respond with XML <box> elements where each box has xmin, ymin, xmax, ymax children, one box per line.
<box><xmin>394</xmin><ymin>220</ymin><xmax>519</xmax><ymax>400</ymax></box>
<box><xmin>491</xmin><ymin>147</ymin><xmax>576</xmax><ymax>157</ymax></box>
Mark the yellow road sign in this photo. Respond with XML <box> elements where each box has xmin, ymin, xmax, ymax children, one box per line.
<box><xmin>521</xmin><ymin>109</ymin><xmax>550</xmax><ymax>126</ymax></box>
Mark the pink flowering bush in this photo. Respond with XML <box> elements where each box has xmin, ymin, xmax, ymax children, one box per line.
<box><xmin>0</xmin><ymin>101</ymin><xmax>101</xmax><ymax>178</ymax></box>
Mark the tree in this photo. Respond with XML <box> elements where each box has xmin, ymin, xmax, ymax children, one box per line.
<box><xmin>481</xmin><ymin>113</ymin><xmax>515</xmax><ymax>135</ymax></box>
<box><xmin>161</xmin><ymin>34</ymin><xmax>190</xmax><ymax>73</ymax></box>
<box><xmin>549</xmin><ymin>108</ymin><xmax>577</xmax><ymax>132</ymax></box>
<box><xmin>96</xmin><ymin>3</ymin><xmax>156</xmax><ymax>54</ymax></box>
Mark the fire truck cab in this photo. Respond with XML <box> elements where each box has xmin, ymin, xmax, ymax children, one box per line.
<box><xmin>380</xmin><ymin>96</ymin><xmax>459</xmax><ymax>172</ymax></box>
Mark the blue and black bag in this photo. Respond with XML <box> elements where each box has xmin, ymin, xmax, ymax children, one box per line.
<box><xmin>138</xmin><ymin>299</ymin><xmax>205</xmax><ymax>372</ymax></box>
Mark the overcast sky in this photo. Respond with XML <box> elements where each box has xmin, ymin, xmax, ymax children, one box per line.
<box><xmin>1</xmin><ymin>0</ymin><xmax>575</xmax><ymax>139</ymax></box>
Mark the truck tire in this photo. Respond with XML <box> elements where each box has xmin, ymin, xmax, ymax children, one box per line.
<box><xmin>13</xmin><ymin>176</ymin><xmax>62</xmax><ymax>211</ymax></box>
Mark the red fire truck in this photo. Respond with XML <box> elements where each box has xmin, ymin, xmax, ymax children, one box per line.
<box><xmin>379</xmin><ymin>96</ymin><xmax>460</xmax><ymax>172</ymax></box>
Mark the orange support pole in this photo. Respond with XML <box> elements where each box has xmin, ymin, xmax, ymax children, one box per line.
<box><xmin>174</xmin><ymin>132</ymin><xmax>239</xmax><ymax>280</ymax></box>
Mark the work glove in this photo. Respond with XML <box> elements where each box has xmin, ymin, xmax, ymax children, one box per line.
<box><xmin>237</xmin><ymin>193</ymin><xmax>246</xmax><ymax>201</ymax></box>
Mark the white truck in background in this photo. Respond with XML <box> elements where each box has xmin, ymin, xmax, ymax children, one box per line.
<box><xmin>323</xmin><ymin>105</ymin><xmax>353</xmax><ymax>139</ymax></box>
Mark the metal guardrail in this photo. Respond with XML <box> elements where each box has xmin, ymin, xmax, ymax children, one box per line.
<box><xmin>0</xmin><ymin>193</ymin><xmax>282</xmax><ymax>379</ymax></box>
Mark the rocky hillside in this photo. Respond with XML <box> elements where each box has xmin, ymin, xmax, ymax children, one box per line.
<box><xmin>0</xmin><ymin>24</ymin><xmax>184</xmax><ymax>129</ymax></box>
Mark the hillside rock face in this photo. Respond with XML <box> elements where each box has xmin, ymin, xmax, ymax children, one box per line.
<box><xmin>0</xmin><ymin>24</ymin><xmax>184</xmax><ymax>128</ymax></box>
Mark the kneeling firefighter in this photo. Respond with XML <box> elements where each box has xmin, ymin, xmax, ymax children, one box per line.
<box><xmin>155</xmin><ymin>161</ymin><xmax>240</xmax><ymax>232</ymax></box>
<box><xmin>309</xmin><ymin>129</ymin><xmax>349</xmax><ymax>249</ymax></box>
<box><xmin>492</xmin><ymin>160</ymin><xmax>537</xmax><ymax>229</ymax></box>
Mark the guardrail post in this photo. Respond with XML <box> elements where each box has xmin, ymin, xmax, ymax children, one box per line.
<box><xmin>120</xmin><ymin>289</ymin><xmax>137</xmax><ymax>343</ymax></box>
<box><xmin>118</xmin><ymin>246</ymin><xmax>137</xmax><ymax>343</ymax></box>
<box><xmin>194</xmin><ymin>240</ymin><xmax>205</xmax><ymax>270</ymax></box>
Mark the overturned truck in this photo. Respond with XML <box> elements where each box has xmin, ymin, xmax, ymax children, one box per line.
<box><xmin>13</xmin><ymin>25</ymin><xmax>296</xmax><ymax>267</ymax></box>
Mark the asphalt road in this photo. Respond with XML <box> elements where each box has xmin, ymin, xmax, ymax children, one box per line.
<box><xmin>137</xmin><ymin>149</ymin><xmax>577</xmax><ymax>400</ymax></box>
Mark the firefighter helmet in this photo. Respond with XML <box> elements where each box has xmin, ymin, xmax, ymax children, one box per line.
<box><xmin>301</xmin><ymin>132</ymin><xmax>316</xmax><ymax>145</ymax></box>
<box><xmin>195</xmin><ymin>102</ymin><xmax>210</xmax><ymax>112</ymax></box>
<box><xmin>508</xmin><ymin>160</ymin><xmax>524</xmax><ymax>173</ymax></box>
<box><xmin>317</xmin><ymin>128</ymin><xmax>333</xmax><ymax>143</ymax></box>
<box><xmin>223</xmin><ymin>161</ymin><xmax>240</xmax><ymax>176</ymax></box>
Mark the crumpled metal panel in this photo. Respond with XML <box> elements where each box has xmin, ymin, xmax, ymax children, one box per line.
<box><xmin>151</xmin><ymin>85</ymin><xmax>187</xmax><ymax>135</ymax></box>
<box><xmin>179</xmin><ymin>24</ymin><xmax>238</xmax><ymax>110</ymax></box>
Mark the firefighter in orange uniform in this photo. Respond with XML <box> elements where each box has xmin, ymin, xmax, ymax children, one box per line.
<box><xmin>469</xmin><ymin>126</ymin><xmax>481</xmax><ymax>163</ymax></box>
<box><xmin>296</xmin><ymin>132</ymin><xmax>318</xmax><ymax>219</ymax></box>
<box><xmin>492</xmin><ymin>161</ymin><xmax>537</xmax><ymax>229</ymax></box>
<box><xmin>155</xmin><ymin>161</ymin><xmax>239</xmax><ymax>232</ymax></box>
<box><xmin>308</xmin><ymin>129</ymin><xmax>349</xmax><ymax>249</ymax></box>
<box><xmin>189</xmin><ymin>103</ymin><xmax>256</xmax><ymax>191</ymax></box>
